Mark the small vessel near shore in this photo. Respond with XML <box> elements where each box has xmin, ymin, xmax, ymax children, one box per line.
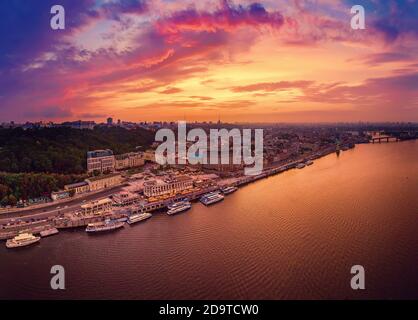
<box><xmin>296</xmin><ymin>163</ymin><xmax>306</xmax><ymax>169</ymax></box>
<box><xmin>40</xmin><ymin>228</ymin><xmax>59</xmax><ymax>237</ymax></box>
<box><xmin>222</xmin><ymin>186</ymin><xmax>238</xmax><ymax>195</ymax></box>
<box><xmin>127</xmin><ymin>212</ymin><xmax>152</xmax><ymax>224</ymax></box>
<box><xmin>305</xmin><ymin>160</ymin><xmax>314</xmax><ymax>166</ymax></box>
<box><xmin>86</xmin><ymin>219</ymin><xmax>125</xmax><ymax>233</ymax></box>
<box><xmin>200</xmin><ymin>192</ymin><xmax>225</xmax><ymax>206</ymax></box>
<box><xmin>6</xmin><ymin>233</ymin><xmax>40</xmax><ymax>248</ymax></box>
<box><xmin>167</xmin><ymin>201</ymin><xmax>192</xmax><ymax>215</ymax></box>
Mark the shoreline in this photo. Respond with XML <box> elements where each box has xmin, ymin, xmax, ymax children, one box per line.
<box><xmin>1</xmin><ymin>139</ymin><xmax>414</xmax><ymax>239</ymax></box>
<box><xmin>0</xmin><ymin>144</ymin><xmax>344</xmax><ymax>240</ymax></box>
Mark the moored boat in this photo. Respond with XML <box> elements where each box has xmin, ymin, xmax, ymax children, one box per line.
<box><xmin>221</xmin><ymin>186</ymin><xmax>238</xmax><ymax>195</ymax></box>
<box><xmin>127</xmin><ymin>212</ymin><xmax>152</xmax><ymax>224</ymax></box>
<box><xmin>200</xmin><ymin>192</ymin><xmax>225</xmax><ymax>206</ymax></box>
<box><xmin>40</xmin><ymin>228</ymin><xmax>59</xmax><ymax>237</ymax></box>
<box><xmin>167</xmin><ymin>201</ymin><xmax>192</xmax><ymax>215</ymax></box>
<box><xmin>6</xmin><ymin>233</ymin><xmax>40</xmax><ymax>248</ymax></box>
<box><xmin>296</xmin><ymin>163</ymin><xmax>306</xmax><ymax>169</ymax></box>
<box><xmin>86</xmin><ymin>219</ymin><xmax>125</xmax><ymax>233</ymax></box>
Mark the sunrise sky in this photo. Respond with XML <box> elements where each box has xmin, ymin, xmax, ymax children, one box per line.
<box><xmin>0</xmin><ymin>0</ymin><xmax>417</xmax><ymax>123</ymax></box>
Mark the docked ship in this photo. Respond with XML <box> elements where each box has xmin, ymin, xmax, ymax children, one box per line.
<box><xmin>40</xmin><ymin>228</ymin><xmax>59</xmax><ymax>237</ymax></box>
<box><xmin>200</xmin><ymin>192</ymin><xmax>225</xmax><ymax>206</ymax></box>
<box><xmin>296</xmin><ymin>163</ymin><xmax>306</xmax><ymax>169</ymax></box>
<box><xmin>86</xmin><ymin>219</ymin><xmax>125</xmax><ymax>233</ymax></box>
<box><xmin>167</xmin><ymin>201</ymin><xmax>192</xmax><ymax>215</ymax></box>
<box><xmin>222</xmin><ymin>186</ymin><xmax>238</xmax><ymax>195</ymax></box>
<box><xmin>127</xmin><ymin>212</ymin><xmax>152</xmax><ymax>224</ymax></box>
<box><xmin>6</xmin><ymin>233</ymin><xmax>41</xmax><ymax>248</ymax></box>
<box><xmin>305</xmin><ymin>160</ymin><xmax>314</xmax><ymax>166</ymax></box>
<box><xmin>115</xmin><ymin>216</ymin><xmax>128</xmax><ymax>223</ymax></box>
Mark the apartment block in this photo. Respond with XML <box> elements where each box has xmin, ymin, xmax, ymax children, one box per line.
<box><xmin>87</xmin><ymin>149</ymin><xmax>115</xmax><ymax>174</ymax></box>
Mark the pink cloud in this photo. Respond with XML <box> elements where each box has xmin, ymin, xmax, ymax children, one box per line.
<box><xmin>155</xmin><ymin>1</ymin><xmax>285</xmax><ymax>36</ymax></box>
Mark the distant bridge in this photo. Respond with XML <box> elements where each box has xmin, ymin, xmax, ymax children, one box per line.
<box><xmin>370</xmin><ymin>130</ymin><xmax>417</xmax><ymax>143</ymax></box>
<box><xmin>370</xmin><ymin>136</ymin><xmax>400</xmax><ymax>143</ymax></box>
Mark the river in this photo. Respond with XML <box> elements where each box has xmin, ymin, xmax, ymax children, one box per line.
<box><xmin>1</xmin><ymin>140</ymin><xmax>417</xmax><ymax>299</ymax></box>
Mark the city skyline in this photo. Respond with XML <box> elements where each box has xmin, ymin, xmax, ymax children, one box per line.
<box><xmin>1</xmin><ymin>0</ymin><xmax>418</xmax><ymax>123</ymax></box>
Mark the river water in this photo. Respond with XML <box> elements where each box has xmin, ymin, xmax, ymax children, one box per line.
<box><xmin>1</xmin><ymin>141</ymin><xmax>417</xmax><ymax>300</ymax></box>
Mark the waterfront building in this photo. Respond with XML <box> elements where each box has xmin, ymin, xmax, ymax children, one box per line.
<box><xmin>143</xmin><ymin>175</ymin><xmax>193</xmax><ymax>197</ymax></box>
<box><xmin>115</xmin><ymin>152</ymin><xmax>145</xmax><ymax>170</ymax></box>
<box><xmin>51</xmin><ymin>190</ymin><xmax>70</xmax><ymax>201</ymax></box>
<box><xmin>193</xmin><ymin>173</ymin><xmax>219</xmax><ymax>189</ymax></box>
<box><xmin>112</xmin><ymin>191</ymin><xmax>141</xmax><ymax>207</ymax></box>
<box><xmin>64</xmin><ymin>181</ymin><xmax>89</xmax><ymax>195</ymax></box>
<box><xmin>87</xmin><ymin>149</ymin><xmax>115</xmax><ymax>174</ymax></box>
<box><xmin>85</xmin><ymin>173</ymin><xmax>122</xmax><ymax>192</ymax></box>
<box><xmin>79</xmin><ymin>198</ymin><xmax>113</xmax><ymax>216</ymax></box>
<box><xmin>143</xmin><ymin>150</ymin><xmax>156</xmax><ymax>163</ymax></box>
<box><xmin>202</xmin><ymin>163</ymin><xmax>244</xmax><ymax>173</ymax></box>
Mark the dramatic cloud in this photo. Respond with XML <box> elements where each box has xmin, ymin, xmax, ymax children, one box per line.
<box><xmin>24</xmin><ymin>106</ymin><xmax>74</xmax><ymax>119</ymax></box>
<box><xmin>231</xmin><ymin>81</ymin><xmax>314</xmax><ymax>92</ymax></box>
<box><xmin>103</xmin><ymin>0</ymin><xmax>148</xmax><ymax>18</ymax></box>
<box><xmin>342</xmin><ymin>0</ymin><xmax>418</xmax><ymax>42</ymax></box>
<box><xmin>160</xmin><ymin>87</ymin><xmax>183</xmax><ymax>94</ymax></box>
<box><xmin>353</xmin><ymin>51</ymin><xmax>416</xmax><ymax>66</ymax></box>
<box><xmin>229</xmin><ymin>73</ymin><xmax>418</xmax><ymax>109</ymax></box>
<box><xmin>0</xmin><ymin>0</ymin><xmax>417</xmax><ymax>122</ymax></box>
<box><xmin>155</xmin><ymin>1</ymin><xmax>284</xmax><ymax>35</ymax></box>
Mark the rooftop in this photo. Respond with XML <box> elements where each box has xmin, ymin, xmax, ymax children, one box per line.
<box><xmin>81</xmin><ymin>198</ymin><xmax>112</xmax><ymax>209</ymax></box>
<box><xmin>115</xmin><ymin>152</ymin><xmax>143</xmax><ymax>160</ymax></box>
<box><xmin>143</xmin><ymin>175</ymin><xmax>193</xmax><ymax>187</ymax></box>
<box><xmin>64</xmin><ymin>181</ymin><xmax>88</xmax><ymax>189</ymax></box>
<box><xmin>86</xmin><ymin>173</ymin><xmax>122</xmax><ymax>183</ymax></box>
<box><xmin>87</xmin><ymin>149</ymin><xmax>114</xmax><ymax>158</ymax></box>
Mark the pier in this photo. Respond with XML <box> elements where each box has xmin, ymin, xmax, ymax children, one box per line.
<box><xmin>371</xmin><ymin>136</ymin><xmax>400</xmax><ymax>143</ymax></box>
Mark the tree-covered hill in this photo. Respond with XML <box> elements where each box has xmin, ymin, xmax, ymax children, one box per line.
<box><xmin>0</xmin><ymin>172</ymin><xmax>88</xmax><ymax>205</ymax></box>
<box><xmin>0</xmin><ymin>126</ymin><xmax>155</xmax><ymax>174</ymax></box>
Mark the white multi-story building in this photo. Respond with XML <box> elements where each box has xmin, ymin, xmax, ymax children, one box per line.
<box><xmin>112</xmin><ymin>191</ymin><xmax>141</xmax><ymax>207</ymax></box>
<box><xmin>80</xmin><ymin>198</ymin><xmax>113</xmax><ymax>216</ymax></box>
<box><xmin>143</xmin><ymin>175</ymin><xmax>193</xmax><ymax>197</ymax></box>
<box><xmin>64</xmin><ymin>181</ymin><xmax>90</xmax><ymax>195</ymax></box>
<box><xmin>85</xmin><ymin>173</ymin><xmax>122</xmax><ymax>192</ymax></box>
<box><xmin>87</xmin><ymin>149</ymin><xmax>115</xmax><ymax>174</ymax></box>
<box><xmin>115</xmin><ymin>152</ymin><xmax>145</xmax><ymax>170</ymax></box>
<box><xmin>143</xmin><ymin>150</ymin><xmax>156</xmax><ymax>163</ymax></box>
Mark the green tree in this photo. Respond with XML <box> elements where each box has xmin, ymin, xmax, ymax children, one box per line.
<box><xmin>0</xmin><ymin>126</ymin><xmax>154</xmax><ymax>174</ymax></box>
<box><xmin>1</xmin><ymin>196</ymin><xmax>9</xmax><ymax>207</ymax></box>
<box><xmin>7</xmin><ymin>194</ymin><xmax>18</xmax><ymax>206</ymax></box>
<box><xmin>0</xmin><ymin>184</ymin><xmax>9</xmax><ymax>199</ymax></box>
